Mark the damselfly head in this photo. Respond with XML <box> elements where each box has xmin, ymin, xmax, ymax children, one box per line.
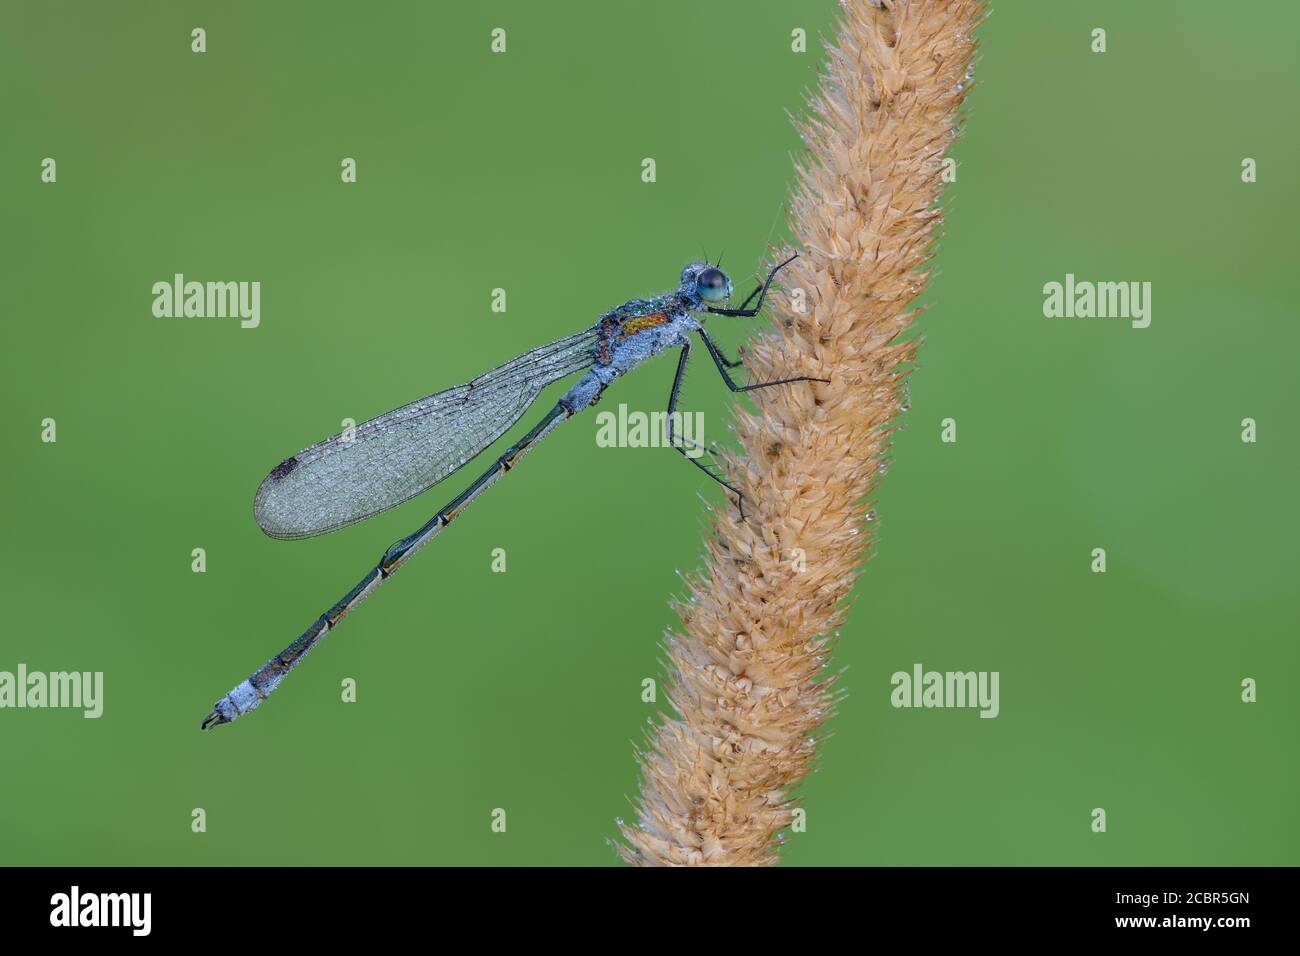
<box><xmin>680</xmin><ymin>261</ymin><xmax>733</xmax><ymax>305</ymax></box>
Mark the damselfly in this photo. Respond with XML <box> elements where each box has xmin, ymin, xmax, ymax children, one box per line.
<box><xmin>201</xmin><ymin>254</ymin><xmax>826</xmax><ymax>729</ymax></box>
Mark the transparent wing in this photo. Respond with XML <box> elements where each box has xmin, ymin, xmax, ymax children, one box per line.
<box><xmin>253</xmin><ymin>326</ymin><xmax>598</xmax><ymax>539</ymax></box>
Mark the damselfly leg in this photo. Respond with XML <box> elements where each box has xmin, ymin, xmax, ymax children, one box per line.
<box><xmin>698</xmin><ymin>329</ymin><xmax>830</xmax><ymax>394</ymax></box>
<box><xmin>663</xmin><ymin>343</ymin><xmax>748</xmax><ymax>517</ymax></box>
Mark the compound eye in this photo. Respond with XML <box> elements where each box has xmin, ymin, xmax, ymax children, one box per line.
<box><xmin>698</xmin><ymin>268</ymin><xmax>725</xmax><ymax>289</ymax></box>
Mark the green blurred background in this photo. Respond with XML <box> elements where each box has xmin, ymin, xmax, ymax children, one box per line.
<box><xmin>2</xmin><ymin>0</ymin><xmax>1296</xmax><ymax>866</ymax></box>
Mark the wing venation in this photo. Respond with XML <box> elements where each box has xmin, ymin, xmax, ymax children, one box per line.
<box><xmin>253</xmin><ymin>327</ymin><xmax>597</xmax><ymax>538</ymax></box>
